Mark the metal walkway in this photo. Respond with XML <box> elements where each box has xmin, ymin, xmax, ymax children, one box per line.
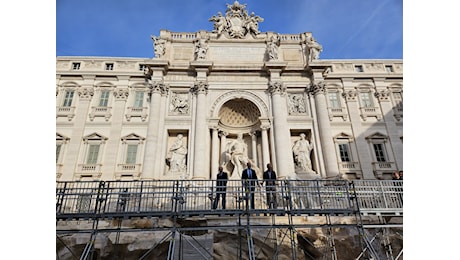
<box><xmin>56</xmin><ymin>179</ymin><xmax>403</xmax><ymax>260</ymax></box>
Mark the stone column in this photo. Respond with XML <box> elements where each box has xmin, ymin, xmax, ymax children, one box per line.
<box><xmin>141</xmin><ymin>61</ymin><xmax>169</xmax><ymax>180</ymax></box>
<box><xmin>268</xmin><ymin>80</ymin><xmax>295</xmax><ymax>179</ymax></box>
<box><xmin>143</xmin><ymin>81</ymin><xmax>168</xmax><ymax>180</ymax></box>
<box><xmin>310</xmin><ymin>81</ymin><xmax>339</xmax><ymax>178</ymax></box>
<box><xmin>219</xmin><ymin>131</ymin><xmax>228</xmax><ymax>165</ymax></box>
<box><xmin>191</xmin><ymin>81</ymin><xmax>209</xmax><ymax>179</ymax></box>
<box><xmin>190</xmin><ymin>61</ymin><xmax>213</xmax><ymax>179</ymax></box>
<box><xmin>249</xmin><ymin>131</ymin><xmax>258</xmax><ymax>166</ymax></box>
<box><xmin>260</xmin><ymin>125</ymin><xmax>270</xmax><ymax>169</ymax></box>
<box><xmin>211</xmin><ymin>126</ymin><xmax>219</xmax><ymax>176</ymax></box>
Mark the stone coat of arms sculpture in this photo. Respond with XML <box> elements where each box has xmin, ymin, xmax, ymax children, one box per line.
<box><xmin>209</xmin><ymin>1</ymin><xmax>264</xmax><ymax>38</ymax></box>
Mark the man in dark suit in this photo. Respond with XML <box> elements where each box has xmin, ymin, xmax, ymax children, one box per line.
<box><xmin>212</xmin><ymin>166</ymin><xmax>228</xmax><ymax>210</ymax></box>
<box><xmin>263</xmin><ymin>163</ymin><xmax>277</xmax><ymax>209</ymax></box>
<box><xmin>241</xmin><ymin>162</ymin><xmax>258</xmax><ymax>209</ymax></box>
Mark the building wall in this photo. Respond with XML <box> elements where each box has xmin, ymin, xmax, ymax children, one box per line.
<box><xmin>56</xmin><ymin>30</ymin><xmax>402</xmax><ymax>182</ymax></box>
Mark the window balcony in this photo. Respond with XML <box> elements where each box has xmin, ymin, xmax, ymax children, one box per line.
<box><xmin>115</xmin><ymin>164</ymin><xmax>142</xmax><ymax>180</ymax></box>
<box><xmin>328</xmin><ymin>107</ymin><xmax>348</xmax><ymax>121</ymax></box>
<box><xmin>75</xmin><ymin>164</ymin><xmax>102</xmax><ymax>179</ymax></box>
<box><xmin>338</xmin><ymin>161</ymin><xmax>361</xmax><ymax>171</ymax></box>
<box><xmin>338</xmin><ymin>162</ymin><xmax>363</xmax><ymax>179</ymax></box>
<box><xmin>359</xmin><ymin>106</ymin><xmax>382</xmax><ymax>121</ymax></box>
<box><xmin>89</xmin><ymin>106</ymin><xmax>112</xmax><ymax>121</ymax></box>
<box><xmin>56</xmin><ymin>106</ymin><xmax>76</xmax><ymax>121</ymax></box>
<box><xmin>372</xmin><ymin>161</ymin><xmax>396</xmax><ymax>179</ymax></box>
<box><xmin>126</xmin><ymin>107</ymin><xmax>148</xmax><ymax>122</ymax></box>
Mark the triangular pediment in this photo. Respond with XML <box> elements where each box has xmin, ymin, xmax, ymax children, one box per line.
<box><xmin>334</xmin><ymin>132</ymin><xmax>353</xmax><ymax>141</ymax></box>
<box><xmin>365</xmin><ymin>132</ymin><xmax>388</xmax><ymax>140</ymax></box>
<box><xmin>56</xmin><ymin>133</ymin><xmax>70</xmax><ymax>141</ymax></box>
<box><xmin>121</xmin><ymin>133</ymin><xmax>145</xmax><ymax>141</ymax></box>
<box><xmin>83</xmin><ymin>132</ymin><xmax>108</xmax><ymax>141</ymax></box>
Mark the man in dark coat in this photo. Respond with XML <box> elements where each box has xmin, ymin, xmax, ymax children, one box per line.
<box><xmin>263</xmin><ymin>163</ymin><xmax>277</xmax><ymax>209</ymax></box>
<box><xmin>241</xmin><ymin>162</ymin><xmax>258</xmax><ymax>209</ymax></box>
<box><xmin>212</xmin><ymin>166</ymin><xmax>228</xmax><ymax>209</ymax></box>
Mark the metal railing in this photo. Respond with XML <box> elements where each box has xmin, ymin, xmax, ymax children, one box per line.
<box><xmin>56</xmin><ymin>179</ymin><xmax>403</xmax><ymax>220</ymax></box>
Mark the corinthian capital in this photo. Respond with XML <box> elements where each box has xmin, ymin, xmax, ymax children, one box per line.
<box><xmin>268</xmin><ymin>81</ymin><xmax>286</xmax><ymax>95</ymax></box>
<box><xmin>192</xmin><ymin>81</ymin><xmax>209</xmax><ymax>95</ymax></box>
<box><xmin>309</xmin><ymin>81</ymin><xmax>325</xmax><ymax>96</ymax></box>
<box><xmin>150</xmin><ymin>81</ymin><xmax>169</xmax><ymax>95</ymax></box>
<box><xmin>77</xmin><ymin>87</ymin><xmax>94</xmax><ymax>100</ymax></box>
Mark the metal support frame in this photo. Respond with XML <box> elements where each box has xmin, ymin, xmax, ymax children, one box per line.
<box><xmin>56</xmin><ymin>179</ymin><xmax>403</xmax><ymax>260</ymax></box>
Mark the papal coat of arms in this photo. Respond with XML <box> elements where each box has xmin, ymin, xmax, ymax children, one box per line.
<box><xmin>209</xmin><ymin>1</ymin><xmax>264</xmax><ymax>38</ymax></box>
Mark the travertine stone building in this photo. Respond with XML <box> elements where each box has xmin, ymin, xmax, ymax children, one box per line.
<box><xmin>56</xmin><ymin>1</ymin><xmax>402</xmax><ymax>182</ymax></box>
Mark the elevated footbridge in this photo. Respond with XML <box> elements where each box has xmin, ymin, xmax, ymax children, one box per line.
<box><xmin>56</xmin><ymin>179</ymin><xmax>403</xmax><ymax>260</ymax></box>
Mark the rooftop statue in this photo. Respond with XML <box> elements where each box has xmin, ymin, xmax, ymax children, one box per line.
<box><xmin>209</xmin><ymin>1</ymin><xmax>264</xmax><ymax>38</ymax></box>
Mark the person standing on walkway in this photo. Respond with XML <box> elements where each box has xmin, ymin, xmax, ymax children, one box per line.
<box><xmin>263</xmin><ymin>163</ymin><xmax>277</xmax><ymax>209</ymax></box>
<box><xmin>242</xmin><ymin>162</ymin><xmax>258</xmax><ymax>210</ymax></box>
<box><xmin>212</xmin><ymin>166</ymin><xmax>228</xmax><ymax>210</ymax></box>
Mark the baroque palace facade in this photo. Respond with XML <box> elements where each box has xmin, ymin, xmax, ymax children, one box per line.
<box><xmin>56</xmin><ymin>1</ymin><xmax>402</xmax><ymax>183</ymax></box>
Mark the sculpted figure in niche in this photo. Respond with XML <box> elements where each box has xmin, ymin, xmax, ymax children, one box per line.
<box><xmin>167</xmin><ymin>134</ymin><xmax>187</xmax><ymax>172</ymax></box>
<box><xmin>306</xmin><ymin>35</ymin><xmax>322</xmax><ymax>62</ymax></box>
<box><xmin>226</xmin><ymin>133</ymin><xmax>250</xmax><ymax>179</ymax></box>
<box><xmin>267</xmin><ymin>34</ymin><xmax>280</xmax><ymax>61</ymax></box>
<box><xmin>194</xmin><ymin>39</ymin><xmax>208</xmax><ymax>60</ymax></box>
<box><xmin>292</xmin><ymin>133</ymin><xmax>314</xmax><ymax>173</ymax></box>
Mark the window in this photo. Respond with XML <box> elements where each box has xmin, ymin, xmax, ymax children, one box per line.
<box><xmin>393</xmin><ymin>91</ymin><xmax>403</xmax><ymax>109</ymax></box>
<box><xmin>56</xmin><ymin>133</ymin><xmax>69</xmax><ymax>165</ymax></box>
<box><xmin>126</xmin><ymin>144</ymin><xmax>138</xmax><ymax>164</ymax></box>
<box><xmin>385</xmin><ymin>65</ymin><xmax>393</xmax><ymax>72</ymax></box>
<box><xmin>105</xmin><ymin>63</ymin><xmax>114</xmax><ymax>70</ymax></box>
<box><xmin>338</xmin><ymin>144</ymin><xmax>350</xmax><ymax>162</ymax></box>
<box><xmin>373</xmin><ymin>143</ymin><xmax>386</xmax><ymax>162</ymax></box>
<box><xmin>72</xmin><ymin>62</ymin><xmax>81</xmax><ymax>70</ymax></box>
<box><xmin>99</xmin><ymin>90</ymin><xmax>110</xmax><ymax>107</ymax></box>
<box><xmin>62</xmin><ymin>90</ymin><xmax>75</xmax><ymax>107</ymax></box>
<box><xmin>134</xmin><ymin>91</ymin><xmax>144</xmax><ymax>107</ymax></box>
<box><xmin>328</xmin><ymin>92</ymin><xmax>341</xmax><ymax>108</ymax></box>
<box><xmin>139</xmin><ymin>64</ymin><xmax>146</xmax><ymax>71</ymax></box>
<box><xmin>56</xmin><ymin>144</ymin><xmax>62</xmax><ymax>163</ymax></box>
<box><xmin>360</xmin><ymin>92</ymin><xmax>373</xmax><ymax>107</ymax></box>
<box><xmin>86</xmin><ymin>144</ymin><xmax>100</xmax><ymax>164</ymax></box>
<box><xmin>354</xmin><ymin>65</ymin><xmax>363</xmax><ymax>72</ymax></box>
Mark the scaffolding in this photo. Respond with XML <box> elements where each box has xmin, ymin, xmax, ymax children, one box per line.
<box><xmin>56</xmin><ymin>179</ymin><xmax>403</xmax><ymax>260</ymax></box>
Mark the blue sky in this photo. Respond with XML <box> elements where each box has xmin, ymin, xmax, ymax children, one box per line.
<box><xmin>56</xmin><ymin>0</ymin><xmax>403</xmax><ymax>59</ymax></box>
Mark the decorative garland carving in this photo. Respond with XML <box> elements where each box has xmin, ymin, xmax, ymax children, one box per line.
<box><xmin>77</xmin><ymin>87</ymin><xmax>94</xmax><ymax>100</ymax></box>
<box><xmin>114</xmin><ymin>88</ymin><xmax>129</xmax><ymax>100</ymax></box>
<box><xmin>342</xmin><ymin>89</ymin><xmax>357</xmax><ymax>101</ymax></box>
<box><xmin>375</xmin><ymin>89</ymin><xmax>390</xmax><ymax>102</ymax></box>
